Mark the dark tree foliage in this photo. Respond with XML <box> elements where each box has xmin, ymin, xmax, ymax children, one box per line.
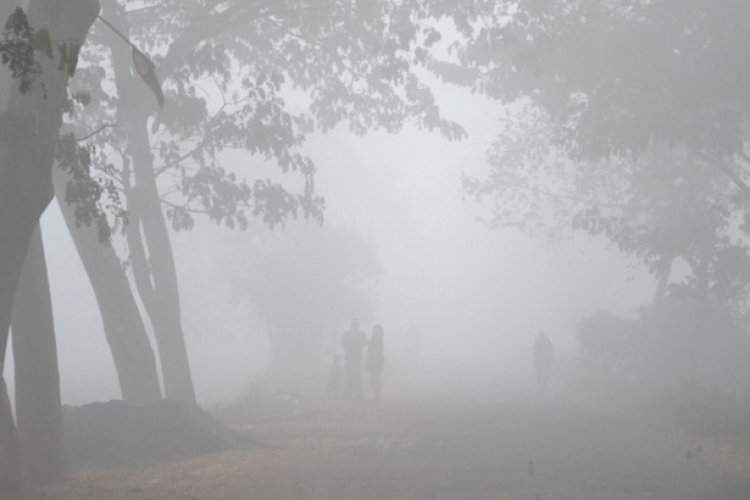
<box><xmin>0</xmin><ymin>8</ymin><xmax>43</xmax><ymax>93</ymax></box>
<box><xmin>56</xmin><ymin>134</ymin><xmax>127</xmax><ymax>241</ymax></box>
<box><xmin>0</xmin><ymin>7</ymin><xmax>125</xmax><ymax>241</ymax></box>
<box><xmin>65</xmin><ymin>0</ymin><xmax>472</xmax><ymax>236</ymax></box>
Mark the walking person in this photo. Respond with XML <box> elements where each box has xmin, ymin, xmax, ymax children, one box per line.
<box><xmin>341</xmin><ymin>319</ymin><xmax>368</xmax><ymax>399</ymax></box>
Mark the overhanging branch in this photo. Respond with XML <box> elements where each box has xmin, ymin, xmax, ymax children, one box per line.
<box><xmin>700</xmin><ymin>153</ymin><xmax>750</xmax><ymax>201</ymax></box>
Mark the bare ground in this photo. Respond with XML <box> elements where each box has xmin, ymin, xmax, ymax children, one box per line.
<box><xmin>14</xmin><ymin>394</ymin><xmax>750</xmax><ymax>500</ymax></box>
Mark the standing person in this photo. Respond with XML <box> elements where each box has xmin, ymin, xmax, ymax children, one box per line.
<box><xmin>533</xmin><ymin>331</ymin><xmax>555</xmax><ymax>388</ymax></box>
<box><xmin>341</xmin><ymin>319</ymin><xmax>368</xmax><ymax>399</ymax></box>
<box><xmin>366</xmin><ymin>324</ymin><xmax>385</xmax><ymax>401</ymax></box>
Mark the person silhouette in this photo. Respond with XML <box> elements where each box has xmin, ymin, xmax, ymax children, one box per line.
<box><xmin>366</xmin><ymin>324</ymin><xmax>385</xmax><ymax>401</ymax></box>
<box><xmin>533</xmin><ymin>331</ymin><xmax>554</xmax><ymax>388</ymax></box>
<box><xmin>341</xmin><ymin>319</ymin><xmax>368</xmax><ymax>399</ymax></box>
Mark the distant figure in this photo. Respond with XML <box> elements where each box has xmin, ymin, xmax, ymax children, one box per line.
<box><xmin>366</xmin><ymin>324</ymin><xmax>385</xmax><ymax>401</ymax></box>
<box><xmin>533</xmin><ymin>331</ymin><xmax>555</xmax><ymax>388</ymax></box>
<box><xmin>326</xmin><ymin>355</ymin><xmax>342</xmax><ymax>399</ymax></box>
<box><xmin>341</xmin><ymin>319</ymin><xmax>368</xmax><ymax>399</ymax></box>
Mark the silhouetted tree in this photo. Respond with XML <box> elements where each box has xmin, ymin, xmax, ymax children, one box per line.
<box><xmin>451</xmin><ymin>1</ymin><xmax>750</xmax><ymax>310</ymax></box>
<box><xmin>11</xmin><ymin>228</ymin><xmax>64</xmax><ymax>485</ymax></box>
<box><xmin>0</xmin><ymin>0</ymin><xmax>100</xmax><ymax>492</ymax></box>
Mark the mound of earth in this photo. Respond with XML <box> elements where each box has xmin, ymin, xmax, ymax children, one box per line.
<box><xmin>63</xmin><ymin>399</ymin><xmax>257</xmax><ymax>468</ymax></box>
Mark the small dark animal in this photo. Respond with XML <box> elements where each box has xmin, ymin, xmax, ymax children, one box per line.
<box><xmin>685</xmin><ymin>449</ymin><xmax>693</xmax><ymax>460</ymax></box>
<box><xmin>528</xmin><ymin>459</ymin><xmax>535</xmax><ymax>475</ymax></box>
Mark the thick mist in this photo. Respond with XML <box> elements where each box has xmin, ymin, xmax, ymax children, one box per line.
<box><xmin>2</xmin><ymin>1</ymin><xmax>750</xmax><ymax>499</ymax></box>
<box><xmin>24</xmin><ymin>85</ymin><xmax>653</xmax><ymax>407</ymax></box>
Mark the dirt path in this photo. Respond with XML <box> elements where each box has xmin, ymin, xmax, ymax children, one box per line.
<box><xmin>20</xmin><ymin>396</ymin><xmax>750</xmax><ymax>499</ymax></box>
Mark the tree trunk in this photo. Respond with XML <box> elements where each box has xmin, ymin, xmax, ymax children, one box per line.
<box><xmin>0</xmin><ymin>0</ymin><xmax>99</xmax><ymax>491</ymax></box>
<box><xmin>0</xmin><ymin>2</ymin><xmax>24</xmax><ymax>493</ymax></box>
<box><xmin>103</xmin><ymin>1</ymin><xmax>196</xmax><ymax>404</ymax></box>
<box><xmin>0</xmin><ymin>109</ymin><xmax>48</xmax><ymax>493</ymax></box>
<box><xmin>652</xmin><ymin>256</ymin><xmax>673</xmax><ymax>304</ymax></box>
<box><xmin>53</xmin><ymin>169</ymin><xmax>162</xmax><ymax>403</ymax></box>
<box><xmin>11</xmin><ymin>227</ymin><xmax>63</xmax><ymax>485</ymax></box>
<box><xmin>127</xmin><ymin>113</ymin><xmax>196</xmax><ymax>405</ymax></box>
<box><xmin>0</xmin><ymin>364</ymin><xmax>21</xmax><ymax>493</ymax></box>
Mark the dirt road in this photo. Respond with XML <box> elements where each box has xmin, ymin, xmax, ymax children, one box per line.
<box><xmin>24</xmin><ymin>395</ymin><xmax>750</xmax><ymax>500</ymax></box>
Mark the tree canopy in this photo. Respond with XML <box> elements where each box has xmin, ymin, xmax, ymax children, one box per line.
<box><xmin>452</xmin><ymin>1</ymin><xmax>750</xmax><ymax>308</ymax></box>
<box><xmin>62</xmin><ymin>0</ymin><xmax>474</xmax><ymax>238</ymax></box>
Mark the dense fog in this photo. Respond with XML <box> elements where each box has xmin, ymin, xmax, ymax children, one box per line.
<box><xmin>19</xmin><ymin>83</ymin><xmax>652</xmax><ymax>407</ymax></box>
<box><xmin>2</xmin><ymin>1</ymin><xmax>750</xmax><ymax>499</ymax></box>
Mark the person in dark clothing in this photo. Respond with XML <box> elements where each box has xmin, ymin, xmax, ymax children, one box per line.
<box><xmin>341</xmin><ymin>318</ymin><xmax>368</xmax><ymax>399</ymax></box>
<box><xmin>533</xmin><ymin>330</ymin><xmax>555</xmax><ymax>388</ymax></box>
<box><xmin>366</xmin><ymin>324</ymin><xmax>385</xmax><ymax>401</ymax></box>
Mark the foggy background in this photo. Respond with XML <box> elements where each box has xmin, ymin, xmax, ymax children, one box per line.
<box><xmin>12</xmin><ymin>77</ymin><xmax>653</xmax><ymax>407</ymax></box>
<box><xmin>5</xmin><ymin>2</ymin><xmax>750</xmax><ymax>498</ymax></box>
